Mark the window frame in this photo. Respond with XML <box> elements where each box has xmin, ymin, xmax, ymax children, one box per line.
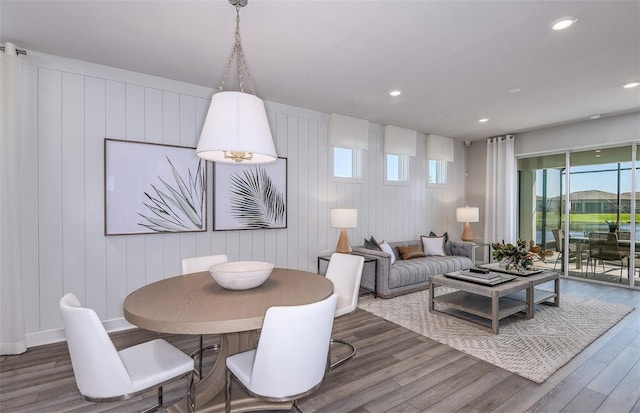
<box><xmin>427</xmin><ymin>159</ymin><xmax>449</xmax><ymax>187</ymax></box>
<box><xmin>384</xmin><ymin>153</ymin><xmax>410</xmax><ymax>186</ymax></box>
<box><xmin>331</xmin><ymin>146</ymin><xmax>366</xmax><ymax>183</ymax></box>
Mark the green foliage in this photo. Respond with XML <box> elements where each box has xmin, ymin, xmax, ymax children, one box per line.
<box><xmin>138</xmin><ymin>157</ymin><xmax>205</xmax><ymax>232</ymax></box>
<box><xmin>228</xmin><ymin>166</ymin><xmax>286</xmax><ymax>229</ymax></box>
<box><xmin>491</xmin><ymin>239</ymin><xmax>537</xmax><ymax>271</ymax></box>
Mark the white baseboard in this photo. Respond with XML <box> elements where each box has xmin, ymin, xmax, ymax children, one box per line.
<box><xmin>26</xmin><ymin>317</ymin><xmax>136</xmax><ymax>348</ymax></box>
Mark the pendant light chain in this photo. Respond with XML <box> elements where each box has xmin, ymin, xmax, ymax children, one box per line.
<box><xmin>218</xmin><ymin>5</ymin><xmax>256</xmax><ymax>96</ymax></box>
<box><xmin>196</xmin><ymin>0</ymin><xmax>277</xmax><ymax>165</ymax></box>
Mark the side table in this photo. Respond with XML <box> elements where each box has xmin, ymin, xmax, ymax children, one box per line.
<box><xmin>472</xmin><ymin>242</ymin><xmax>492</xmax><ymax>265</ymax></box>
<box><xmin>317</xmin><ymin>255</ymin><xmax>378</xmax><ymax>298</ymax></box>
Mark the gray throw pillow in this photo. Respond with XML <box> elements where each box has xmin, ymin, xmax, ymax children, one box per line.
<box><xmin>364</xmin><ymin>236</ymin><xmax>382</xmax><ymax>251</ymax></box>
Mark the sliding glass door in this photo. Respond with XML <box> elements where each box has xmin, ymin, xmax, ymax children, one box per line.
<box><xmin>518</xmin><ymin>154</ymin><xmax>566</xmax><ymax>255</ymax></box>
<box><xmin>568</xmin><ymin>146</ymin><xmax>635</xmax><ymax>285</ymax></box>
<box><xmin>518</xmin><ymin>144</ymin><xmax>638</xmax><ymax>288</ymax></box>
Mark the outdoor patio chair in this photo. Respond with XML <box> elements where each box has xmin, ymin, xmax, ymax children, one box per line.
<box><xmin>552</xmin><ymin>229</ymin><xmax>578</xmax><ymax>271</ymax></box>
<box><xmin>587</xmin><ymin>232</ymin><xmax>628</xmax><ymax>281</ymax></box>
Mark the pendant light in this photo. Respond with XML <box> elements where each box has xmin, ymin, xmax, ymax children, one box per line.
<box><xmin>196</xmin><ymin>0</ymin><xmax>277</xmax><ymax>164</ymax></box>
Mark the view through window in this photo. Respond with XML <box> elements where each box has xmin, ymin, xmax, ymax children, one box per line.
<box><xmin>518</xmin><ymin>145</ymin><xmax>638</xmax><ymax>288</ymax></box>
<box><xmin>333</xmin><ymin>147</ymin><xmax>363</xmax><ymax>179</ymax></box>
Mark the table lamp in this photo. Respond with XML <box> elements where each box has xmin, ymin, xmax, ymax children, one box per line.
<box><xmin>330</xmin><ymin>208</ymin><xmax>358</xmax><ymax>254</ymax></box>
<box><xmin>456</xmin><ymin>206</ymin><xmax>479</xmax><ymax>242</ymax></box>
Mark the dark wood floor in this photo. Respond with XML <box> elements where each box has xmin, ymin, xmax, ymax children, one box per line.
<box><xmin>1</xmin><ymin>278</ymin><xmax>639</xmax><ymax>413</ymax></box>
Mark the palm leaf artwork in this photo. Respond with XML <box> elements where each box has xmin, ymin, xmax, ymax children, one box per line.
<box><xmin>228</xmin><ymin>166</ymin><xmax>286</xmax><ymax>229</ymax></box>
<box><xmin>138</xmin><ymin>157</ymin><xmax>205</xmax><ymax>232</ymax></box>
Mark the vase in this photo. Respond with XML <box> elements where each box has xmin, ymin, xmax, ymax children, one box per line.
<box><xmin>504</xmin><ymin>257</ymin><xmax>526</xmax><ymax>272</ymax></box>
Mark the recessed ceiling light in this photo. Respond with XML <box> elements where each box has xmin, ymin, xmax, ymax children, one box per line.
<box><xmin>478</xmin><ymin>118</ymin><xmax>489</xmax><ymax>123</ymax></box>
<box><xmin>595</xmin><ymin>150</ymin><xmax>602</xmax><ymax>153</ymax></box>
<box><xmin>389</xmin><ymin>90</ymin><xmax>401</xmax><ymax>97</ymax></box>
<box><xmin>551</xmin><ymin>16</ymin><xmax>577</xmax><ymax>31</ymax></box>
<box><xmin>623</xmin><ymin>82</ymin><xmax>640</xmax><ymax>89</ymax></box>
<box><xmin>589</xmin><ymin>114</ymin><xmax>601</xmax><ymax>120</ymax></box>
<box><xmin>508</xmin><ymin>87</ymin><xmax>522</xmax><ymax>93</ymax></box>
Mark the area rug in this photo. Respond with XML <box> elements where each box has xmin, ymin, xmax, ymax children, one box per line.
<box><xmin>358</xmin><ymin>288</ymin><xmax>634</xmax><ymax>383</ymax></box>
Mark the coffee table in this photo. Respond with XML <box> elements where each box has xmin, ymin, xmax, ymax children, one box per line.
<box><xmin>429</xmin><ymin>270</ymin><xmax>560</xmax><ymax>334</ymax></box>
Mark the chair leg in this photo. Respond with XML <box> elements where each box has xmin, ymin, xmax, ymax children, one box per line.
<box><xmin>329</xmin><ymin>338</ymin><xmax>356</xmax><ymax>370</ymax></box>
<box><xmin>292</xmin><ymin>400</ymin><xmax>304</xmax><ymax>412</ymax></box>
<box><xmin>139</xmin><ymin>386</ymin><xmax>163</xmax><ymax>413</ymax></box>
<box><xmin>188</xmin><ymin>371</ymin><xmax>195</xmax><ymax>413</ymax></box>
<box><xmin>225</xmin><ymin>369</ymin><xmax>232</xmax><ymax>413</ymax></box>
<box><xmin>190</xmin><ymin>335</ymin><xmax>220</xmax><ymax>378</ymax></box>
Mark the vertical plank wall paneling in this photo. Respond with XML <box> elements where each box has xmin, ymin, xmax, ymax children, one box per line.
<box><xmin>84</xmin><ymin>77</ymin><xmax>107</xmax><ymax>319</ymax></box>
<box><xmin>19</xmin><ymin>53</ymin><xmax>465</xmax><ymax>344</ymax></box>
<box><xmin>104</xmin><ymin>80</ymin><xmax>127</xmax><ymax>320</ymax></box>
<box><xmin>61</xmin><ymin>73</ymin><xmax>86</xmax><ymax>307</ymax></box>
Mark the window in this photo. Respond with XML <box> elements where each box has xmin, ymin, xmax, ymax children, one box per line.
<box><xmin>385</xmin><ymin>154</ymin><xmax>409</xmax><ymax>182</ymax></box>
<box><xmin>428</xmin><ymin>159</ymin><xmax>447</xmax><ymax>185</ymax></box>
<box><xmin>517</xmin><ymin>145</ymin><xmax>639</xmax><ymax>287</ymax></box>
<box><xmin>333</xmin><ymin>147</ymin><xmax>363</xmax><ymax>179</ymax></box>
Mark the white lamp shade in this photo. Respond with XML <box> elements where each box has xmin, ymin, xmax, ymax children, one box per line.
<box><xmin>196</xmin><ymin>91</ymin><xmax>277</xmax><ymax>164</ymax></box>
<box><xmin>330</xmin><ymin>208</ymin><xmax>358</xmax><ymax>228</ymax></box>
<box><xmin>456</xmin><ymin>206</ymin><xmax>479</xmax><ymax>223</ymax></box>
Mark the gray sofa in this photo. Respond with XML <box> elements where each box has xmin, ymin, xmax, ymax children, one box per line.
<box><xmin>352</xmin><ymin>239</ymin><xmax>475</xmax><ymax>298</ymax></box>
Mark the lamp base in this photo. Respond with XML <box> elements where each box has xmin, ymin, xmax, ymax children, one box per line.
<box><xmin>461</xmin><ymin>222</ymin><xmax>474</xmax><ymax>242</ymax></box>
<box><xmin>335</xmin><ymin>228</ymin><xmax>352</xmax><ymax>254</ymax></box>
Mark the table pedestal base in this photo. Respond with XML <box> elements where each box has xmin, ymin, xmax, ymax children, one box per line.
<box><xmin>168</xmin><ymin>331</ymin><xmax>292</xmax><ymax>413</ymax></box>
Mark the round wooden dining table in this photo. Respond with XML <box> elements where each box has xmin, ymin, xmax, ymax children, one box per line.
<box><xmin>123</xmin><ymin>267</ymin><xmax>334</xmax><ymax>413</ymax></box>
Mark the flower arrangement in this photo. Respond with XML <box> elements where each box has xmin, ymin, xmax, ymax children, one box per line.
<box><xmin>491</xmin><ymin>240</ymin><xmax>539</xmax><ymax>272</ymax></box>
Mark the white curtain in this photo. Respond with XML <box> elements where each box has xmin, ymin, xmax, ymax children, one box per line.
<box><xmin>484</xmin><ymin>135</ymin><xmax>516</xmax><ymax>244</ymax></box>
<box><xmin>1</xmin><ymin>43</ymin><xmax>26</xmax><ymax>355</ymax></box>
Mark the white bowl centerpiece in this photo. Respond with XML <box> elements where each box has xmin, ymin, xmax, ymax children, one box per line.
<box><xmin>209</xmin><ymin>261</ymin><xmax>275</xmax><ymax>290</ymax></box>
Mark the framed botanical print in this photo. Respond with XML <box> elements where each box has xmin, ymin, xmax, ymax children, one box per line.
<box><xmin>104</xmin><ymin>138</ymin><xmax>207</xmax><ymax>235</ymax></box>
<box><xmin>214</xmin><ymin>158</ymin><xmax>287</xmax><ymax>231</ymax></box>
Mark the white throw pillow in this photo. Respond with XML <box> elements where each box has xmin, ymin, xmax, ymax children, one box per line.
<box><xmin>421</xmin><ymin>236</ymin><xmax>446</xmax><ymax>256</ymax></box>
<box><xmin>379</xmin><ymin>241</ymin><xmax>396</xmax><ymax>264</ymax></box>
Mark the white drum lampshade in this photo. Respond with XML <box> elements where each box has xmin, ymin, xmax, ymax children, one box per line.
<box><xmin>196</xmin><ymin>91</ymin><xmax>277</xmax><ymax>164</ymax></box>
<box><xmin>456</xmin><ymin>206</ymin><xmax>479</xmax><ymax>242</ymax></box>
<box><xmin>330</xmin><ymin>208</ymin><xmax>358</xmax><ymax>254</ymax></box>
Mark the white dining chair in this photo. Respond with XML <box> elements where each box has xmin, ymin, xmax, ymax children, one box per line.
<box><xmin>324</xmin><ymin>253</ymin><xmax>365</xmax><ymax>369</ymax></box>
<box><xmin>59</xmin><ymin>293</ymin><xmax>195</xmax><ymax>413</ymax></box>
<box><xmin>181</xmin><ymin>254</ymin><xmax>228</xmax><ymax>274</ymax></box>
<box><xmin>225</xmin><ymin>293</ymin><xmax>338</xmax><ymax>413</ymax></box>
<box><xmin>181</xmin><ymin>254</ymin><xmax>228</xmax><ymax>377</ymax></box>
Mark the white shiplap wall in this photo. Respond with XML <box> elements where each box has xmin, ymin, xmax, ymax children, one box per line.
<box><xmin>19</xmin><ymin>52</ymin><xmax>466</xmax><ymax>346</ymax></box>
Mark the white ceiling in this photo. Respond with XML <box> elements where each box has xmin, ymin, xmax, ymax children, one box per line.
<box><xmin>2</xmin><ymin>0</ymin><xmax>639</xmax><ymax>141</ymax></box>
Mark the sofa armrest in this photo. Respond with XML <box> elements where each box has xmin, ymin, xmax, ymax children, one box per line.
<box><xmin>450</xmin><ymin>241</ymin><xmax>475</xmax><ymax>260</ymax></box>
<box><xmin>351</xmin><ymin>247</ymin><xmax>392</xmax><ymax>296</ymax></box>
